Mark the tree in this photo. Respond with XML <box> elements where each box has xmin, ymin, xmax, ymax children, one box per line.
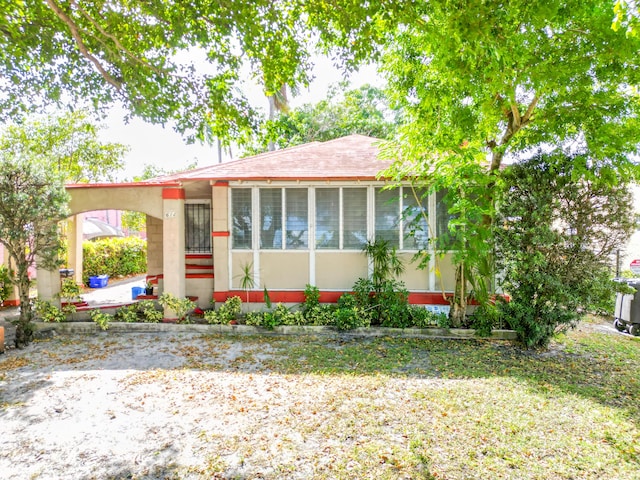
<box><xmin>494</xmin><ymin>153</ymin><xmax>635</xmax><ymax>347</ymax></box>
<box><xmin>381</xmin><ymin>0</ymin><xmax>640</xmax><ymax>325</ymax></box>
<box><xmin>0</xmin><ymin>0</ymin><xmax>411</xmax><ymax>144</ymax></box>
<box><xmin>245</xmin><ymin>84</ymin><xmax>399</xmax><ymax>154</ymax></box>
<box><xmin>614</xmin><ymin>0</ymin><xmax>640</xmax><ymax>36</ymax></box>
<box><xmin>0</xmin><ymin>111</ymin><xmax>126</xmax><ymax>345</ymax></box>
<box><xmin>0</xmin><ymin>110</ymin><xmax>128</xmax><ymax>182</ymax></box>
<box><xmin>0</xmin><ymin>156</ymin><xmax>69</xmax><ymax>346</ymax></box>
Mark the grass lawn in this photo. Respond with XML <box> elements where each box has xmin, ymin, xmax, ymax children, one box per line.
<box><xmin>1</xmin><ymin>316</ymin><xmax>639</xmax><ymax>479</ymax></box>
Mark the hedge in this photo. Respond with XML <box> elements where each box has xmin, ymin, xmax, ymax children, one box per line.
<box><xmin>83</xmin><ymin>237</ymin><xmax>147</xmax><ymax>285</ymax></box>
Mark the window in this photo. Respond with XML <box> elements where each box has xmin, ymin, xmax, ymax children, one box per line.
<box><xmin>260</xmin><ymin>189</ymin><xmax>282</xmax><ymax>249</ymax></box>
<box><xmin>231</xmin><ymin>189</ymin><xmax>252</xmax><ymax>249</ymax></box>
<box><xmin>436</xmin><ymin>189</ymin><xmax>453</xmax><ymax>249</ymax></box>
<box><xmin>230</xmin><ymin>185</ymin><xmax>439</xmax><ymax>253</ymax></box>
<box><xmin>375</xmin><ymin>187</ymin><xmax>400</xmax><ymax>247</ymax></box>
<box><xmin>403</xmin><ymin>187</ymin><xmax>429</xmax><ymax>250</ymax></box>
<box><xmin>343</xmin><ymin>188</ymin><xmax>367</xmax><ymax>249</ymax></box>
<box><xmin>185</xmin><ymin>203</ymin><xmax>211</xmax><ymax>253</ymax></box>
<box><xmin>285</xmin><ymin>189</ymin><xmax>308</xmax><ymax>249</ymax></box>
<box><xmin>316</xmin><ymin>188</ymin><xmax>339</xmax><ymax>249</ymax></box>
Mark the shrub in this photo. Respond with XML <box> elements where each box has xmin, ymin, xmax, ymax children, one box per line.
<box><xmin>304</xmin><ymin>304</ymin><xmax>336</xmax><ymax>326</ymax></box>
<box><xmin>0</xmin><ymin>265</ymin><xmax>12</xmax><ymax>304</ymax></box>
<box><xmin>158</xmin><ymin>293</ymin><xmax>196</xmax><ymax>324</ymax></box>
<box><xmin>34</xmin><ymin>300</ymin><xmax>66</xmax><ymax>323</ymax></box>
<box><xmin>115</xmin><ymin>304</ymin><xmax>139</xmax><ymax>323</ymax></box>
<box><xmin>377</xmin><ymin>281</ymin><xmax>411</xmax><ymax>328</ymax></box>
<box><xmin>90</xmin><ymin>309</ymin><xmax>113</xmax><ymax>330</ymax></box>
<box><xmin>334</xmin><ymin>294</ymin><xmax>372</xmax><ymax>330</ymax></box>
<box><xmin>83</xmin><ymin>237</ymin><xmax>147</xmax><ymax>284</ymax></box>
<box><xmin>137</xmin><ymin>300</ymin><xmax>163</xmax><ymax>323</ymax></box>
<box><xmin>409</xmin><ymin>306</ymin><xmax>447</xmax><ymax>329</ymax></box>
<box><xmin>205</xmin><ymin>296</ymin><xmax>242</xmax><ymax>324</ymax></box>
<box><xmin>470</xmin><ymin>303</ymin><xmax>505</xmax><ymax>337</ymax></box>
<box><xmin>495</xmin><ymin>153</ymin><xmax>634</xmax><ymax>348</ymax></box>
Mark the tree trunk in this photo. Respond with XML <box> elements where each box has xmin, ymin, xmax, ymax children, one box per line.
<box><xmin>15</xmin><ymin>266</ymin><xmax>34</xmax><ymax>348</ymax></box>
<box><xmin>450</xmin><ymin>263</ymin><xmax>467</xmax><ymax>327</ymax></box>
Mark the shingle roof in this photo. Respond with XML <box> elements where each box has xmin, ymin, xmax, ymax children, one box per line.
<box><xmin>155</xmin><ymin>134</ymin><xmax>391</xmax><ymax>183</ymax></box>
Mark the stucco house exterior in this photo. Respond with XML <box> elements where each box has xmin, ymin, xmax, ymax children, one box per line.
<box><xmin>36</xmin><ymin>134</ymin><xmax>457</xmax><ymax>315</ymax></box>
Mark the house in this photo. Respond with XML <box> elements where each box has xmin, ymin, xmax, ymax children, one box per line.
<box><xmin>38</xmin><ymin>135</ymin><xmax>457</xmax><ymax>317</ymax></box>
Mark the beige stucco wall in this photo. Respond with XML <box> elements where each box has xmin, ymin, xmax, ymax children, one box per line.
<box><xmin>162</xmin><ymin>195</ymin><xmax>186</xmax><ymax>300</ymax></box>
<box><xmin>186</xmin><ymin>277</ymin><xmax>214</xmax><ymax>308</ymax></box>
<box><xmin>435</xmin><ymin>253</ymin><xmax>457</xmax><ymax>291</ymax></box>
<box><xmin>397</xmin><ymin>253</ymin><xmax>430</xmax><ymax>291</ymax></box>
<box><xmin>260</xmin><ymin>252</ymin><xmax>310</xmax><ymax>289</ymax></box>
<box><xmin>67</xmin><ymin>185</ymin><xmax>165</xmax><ymax>218</ymax></box>
<box><xmin>212</xmin><ymin>185</ymin><xmax>230</xmax><ymax>292</ymax></box>
<box><xmin>315</xmin><ymin>252</ymin><xmax>368</xmax><ymax>290</ymax></box>
<box><xmin>231</xmin><ymin>252</ymin><xmax>254</xmax><ymax>290</ymax></box>
<box><xmin>146</xmin><ymin>215</ymin><xmax>163</xmax><ymax>276</ymax></box>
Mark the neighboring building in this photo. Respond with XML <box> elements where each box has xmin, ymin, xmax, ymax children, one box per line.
<box><xmin>47</xmin><ymin>135</ymin><xmax>457</xmax><ymax>315</ymax></box>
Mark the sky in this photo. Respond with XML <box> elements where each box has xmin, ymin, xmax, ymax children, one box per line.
<box><xmin>101</xmin><ymin>60</ymin><xmax>381</xmax><ymax>181</ymax></box>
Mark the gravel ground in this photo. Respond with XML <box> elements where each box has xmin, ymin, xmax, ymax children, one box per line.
<box><xmin>0</xmin><ymin>332</ymin><xmax>432</xmax><ymax>480</ymax></box>
<box><xmin>0</xmin><ymin>315</ymin><xmax>634</xmax><ymax>479</ymax></box>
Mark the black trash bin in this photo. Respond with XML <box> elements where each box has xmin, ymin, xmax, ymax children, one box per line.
<box><xmin>613</xmin><ymin>279</ymin><xmax>640</xmax><ymax>336</ymax></box>
<box><xmin>59</xmin><ymin>268</ymin><xmax>75</xmax><ymax>278</ymax></box>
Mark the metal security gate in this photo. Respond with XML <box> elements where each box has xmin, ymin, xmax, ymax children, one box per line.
<box><xmin>185</xmin><ymin>203</ymin><xmax>211</xmax><ymax>253</ymax></box>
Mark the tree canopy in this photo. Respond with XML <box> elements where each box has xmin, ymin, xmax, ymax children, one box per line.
<box><xmin>379</xmin><ymin>0</ymin><xmax>640</xmax><ymax>325</ymax></box>
<box><xmin>245</xmin><ymin>84</ymin><xmax>399</xmax><ymax>154</ymax></box>
<box><xmin>0</xmin><ymin>111</ymin><xmax>128</xmax><ymax>182</ymax></box>
<box><xmin>0</xmin><ymin>0</ymin><xmax>414</xmax><ymax>143</ymax></box>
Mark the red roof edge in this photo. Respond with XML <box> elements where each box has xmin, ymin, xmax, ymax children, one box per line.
<box><xmin>65</xmin><ymin>181</ymin><xmax>182</xmax><ymax>189</ymax></box>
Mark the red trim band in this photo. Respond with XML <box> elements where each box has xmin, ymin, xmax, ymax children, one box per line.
<box><xmin>213</xmin><ymin>290</ymin><xmax>453</xmax><ymax>305</ymax></box>
<box><xmin>211</xmin><ymin>181</ymin><xmax>229</xmax><ymax>187</ymax></box>
<box><xmin>211</xmin><ymin>231</ymin><xmax>230</xmax><ymax>237</ymax></box>
<box><xmin>162</xmin><ymin>188</ymin><xmax>186</xmax><ymax>199</ymax></box>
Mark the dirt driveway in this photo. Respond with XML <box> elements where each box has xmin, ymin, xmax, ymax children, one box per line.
<box><xmin>0</xmin><ymin>331</ymin><xmax>435</xmax><ymax>479</ymax></box>
<box><xmin>1</xmin><ymin>322</ymin><xmax>637</xmax><ymax>480</ymax></box>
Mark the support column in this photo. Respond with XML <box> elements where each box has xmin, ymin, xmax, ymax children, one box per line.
<box><xmin>67</xmin><ymin>215</ymin><xmax>84</xmax><ymax>286</ymax></box>
<box><xmin>211</xmin><ymin>181</ymin><xmax>230</xmax><ymax>298</ymax></box>
<box><xmin>36</xmin><ymin>257</ymin><xmax>61</xmax><ymax>307</ymax></box>
<box><xmin>162</xmin><ymin>188</ymin><xmax>186</xmax><ymax>319</ymax></box>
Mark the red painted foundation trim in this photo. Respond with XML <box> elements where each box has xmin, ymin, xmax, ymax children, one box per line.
<box><xmin>185</xmin><ymin>254</ymin><xmax>212</xmax><ymax>259</ymax></box>
<box><xmin>211</xmin><ymin>231</ymin><xmax>230</xmax><ymax>237</ymax></box>
<box><xmin>2</xmin><ymin>299</ymin><xmax>20</xmax><ymax>307</ymax></box>
<box><xmin>212</xmin><ymin>290</ymin><xmax>454</xmax><ymax>305</ymax></box>
<box><xmin>162</xmin><ymin>188</ymin><xmax>186</xmax><ymax>199</ymax></box>
<box><xmin>186</xmin><ymin>273</ymin><xmax>215</xmax><ymax>279</ymax></box>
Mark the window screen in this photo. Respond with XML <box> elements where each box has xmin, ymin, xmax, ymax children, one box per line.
<box><xmin>260</xmin><ymin>189</ymin><xmax>282</xmax><ymax>249</ymax></box>
<box><xmin>285</xmin><ymin>189</ymin><xmax>308</xmax><ymax>249</ymax></box>
<box><xmin>375</xmin><ymin>187</ymin><xmax>400</xmax><ymax>247</ymax></box>
<box><xmin>343</xmin><ymin>188</ymin><xmax>367</xmax><ymax>249</ymax></box>
<box><xmin>231</xmin><ymin>189</ymin><xmax>252</xmax><ymax>249</ymax></box>
<box><xmin>316</xmin><ymin>188</ymin><xmax>339</xmax><ymax>249</ymax></box>
<box><xmin>403</xmin><ymin>187</ymin><xmax>429</xmax><ymax>250</ymax></box>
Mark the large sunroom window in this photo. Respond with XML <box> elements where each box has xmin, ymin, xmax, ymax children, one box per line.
<box><xmin>230</xmin><ymin>186</ymin><xmax>439</xmax><ymax>252</ymax></box>
<box><xmin>259</xmin><ymin>188</ymin><xmax>308</xmax><ymax>250</ymax></box>
<box><xmin>315</xmin><ymin>187</ymin><xmax>367</xmax><ymax>250</ymax></box>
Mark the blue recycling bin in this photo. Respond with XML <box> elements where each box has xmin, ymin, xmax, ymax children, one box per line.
<box><xmin>131</xmin><ymin>286</ymin><xmax>145</xmax><ymax>300</ymax></box>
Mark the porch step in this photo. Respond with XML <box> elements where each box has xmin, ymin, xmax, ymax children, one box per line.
<box><xmin>185</xmin><ymin>264</ymin><xmax>214</xmax><ymax>271</ymax></box>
